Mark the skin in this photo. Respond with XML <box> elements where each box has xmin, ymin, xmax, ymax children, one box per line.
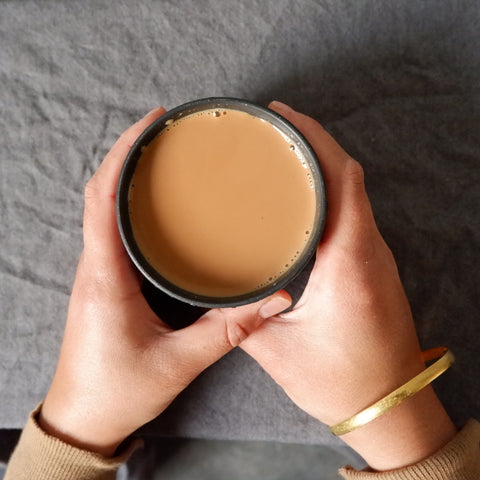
<box><xmin>40</xmin><ymin>102</ymin><xmax>456</xmax><ymax>471</ymax></box>
<box><xmin>242</xmin><ymin>101</ymin><xmax>457</xmax><ymax>470</ymax></box>
<box><xmin>39</xmin><ymin>106</ymin><xmax>292</xmax><ymax>457</ymax></box>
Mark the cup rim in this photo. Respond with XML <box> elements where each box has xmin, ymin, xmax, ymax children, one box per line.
<box><xmin>116</xmin><ymin>97</ymin><xmax>327</xmax><ymax>308</ymax></box>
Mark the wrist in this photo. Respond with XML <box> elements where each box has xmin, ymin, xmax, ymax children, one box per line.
<box><xmin>39</xmin><ymin>395</ymin><xmax>127</xmax><ymax>457</ymax></box>
<box><xmin>339</xmin><ymin>385</ymin><xmax>457</xmax><ymax>471</ymax></box>
<box><xmin>330</xmin><ymin>347</ymin><xmax>455</xmax><ymax>437</ymax></box>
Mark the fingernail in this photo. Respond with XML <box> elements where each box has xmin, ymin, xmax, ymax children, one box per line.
<box><xmin>269</xmin><ymin>100</ymin><xmax>295</xmax><ymax>115</ymax></box>
<box><xmin>259</xmin><ymin>292</ymin><xmax>292</xmax><ymax>318</ymax></box>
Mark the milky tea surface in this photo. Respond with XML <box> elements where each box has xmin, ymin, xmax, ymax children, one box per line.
<box><xmin>129</xmin><ymin>108</ymin><xmax>317</xmax><ymax>297</ymax></box>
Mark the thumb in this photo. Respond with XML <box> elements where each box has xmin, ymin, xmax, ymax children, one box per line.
<box><xmin>175</xmin><ymin>291</ymin><xmax>292</xmax><ymax>374</ymax></box>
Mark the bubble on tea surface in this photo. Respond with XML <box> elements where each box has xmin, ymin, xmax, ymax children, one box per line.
<box><xmin>213</xmin><ymin>111</ymin><xmax>221</xmax><ymax>117</ymax></box>
<box><xmin>289</xmin><ymin>144</ymin><xmax>295</xmax><ymax>151</ymax></box>
<box><xmin>165</xmin><ymin>119</ymin><xmax>174</xmax><ymax>126</ymax></box>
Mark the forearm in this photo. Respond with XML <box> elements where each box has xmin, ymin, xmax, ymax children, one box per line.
<box><xmin>4</xmin><ymin>404</ymin><xmax>140</xmax><ymax>480</ymax></box>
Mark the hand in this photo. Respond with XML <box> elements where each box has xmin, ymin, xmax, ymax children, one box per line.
<box><xmin>242</xmin><ymin>102</ymin><xmax>456</xmax><ymax>470</ymax></box>
<box><xmin>39</xmin><ymin>107</ymin><xmax>292</xmax><ymax>457</ymax></box>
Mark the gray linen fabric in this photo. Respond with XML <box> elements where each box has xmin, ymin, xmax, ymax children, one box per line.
<box><xmin>0</xmin><ymin>0</ymin><xmax>479</xmax><ymax>446</ymax></box>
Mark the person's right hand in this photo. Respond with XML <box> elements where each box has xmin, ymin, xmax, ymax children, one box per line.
<box><xmin>242</xmin><ymin>101</ymin><xmax>456</xmax><ymax>471</ymax></box>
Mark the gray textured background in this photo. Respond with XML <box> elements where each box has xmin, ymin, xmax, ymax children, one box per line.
<box><xmin>1</xmin><ymin>0</ymin><xmax>479</xmax><ymax>449</ymax></box>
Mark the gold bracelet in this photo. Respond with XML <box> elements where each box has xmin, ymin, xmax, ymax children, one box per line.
<box><xmin>329</xmin><ymin>347</ymin><xmax>454</xmax><ymax>436</ymax></box>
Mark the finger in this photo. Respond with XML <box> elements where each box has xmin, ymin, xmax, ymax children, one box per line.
<box><xmin>269</xmin><ymin>101</ymin><xmax>376</xmax><ymax>245</ymax></box>
<box><xmin>172</xmin><ymin>291</ymin><xmax>292</xmax><ymax>375</ymax></box>
<box><xmin>90</xmin><ymin>106</ymin><xmax>167</xmax><ymax>199</ymax></box>
<box><xmin>83</xmin><ymin>107</ymin><xmax>166</xmax><ymax>275</ymax></box>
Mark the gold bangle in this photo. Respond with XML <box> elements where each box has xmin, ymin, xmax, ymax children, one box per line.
<box><xmin>329</xmin><ymin>347</ymin><xmax>455</xmax><ymax>436</ymax></box>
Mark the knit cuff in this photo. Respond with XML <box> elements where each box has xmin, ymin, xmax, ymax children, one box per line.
<box><xmin>339</xmin><ymin>419</ymin><xmax>480</xmax><ymax>480</ymax></box>
<box><xmin>4</xmin><ymin>404</ymin><xmax>142</xmax><ymax>480</ymax></box>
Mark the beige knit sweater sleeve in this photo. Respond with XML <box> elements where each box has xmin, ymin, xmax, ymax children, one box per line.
<box><xmin>339</xmin><ymin>419</ymin><xmax>480</xmax><ymax>480</ymax></box>
<box><xmin>5</xmin><ymin>406</ymin><xmax>480</xmax><ymax>480</ymax></box>
<box><xmin>4</xmin><ymin>405</ymin><xmax>142</xmax><ymax>480</ymax></box>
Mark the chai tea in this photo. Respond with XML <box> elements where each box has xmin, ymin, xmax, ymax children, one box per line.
<box><xmin>128</xmin><ymin>108</ymin><xmax>317</xmax><ymax>297</ymax></box>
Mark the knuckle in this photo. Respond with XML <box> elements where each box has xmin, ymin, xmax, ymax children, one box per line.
<box><xmin>226</xmin><ymin>321</ymin><xmax>249</xmax><ymax>348</ymax></box>
<box><xmin>84</xmin><ymin>176</ymin><xmax>99</xmax><ymax>201</ymax></box>
<box><xmin>343</xmin><ymin>157</ymin><xmax>365</xmax><ymax>186</ymax></box>
<box><xmin>218</xmin><ymin>309</ymin><xmax>251</xmax><ymax>348</ymax></box>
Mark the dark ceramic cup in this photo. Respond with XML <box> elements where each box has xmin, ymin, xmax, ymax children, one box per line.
<box><xmin>116</xmin><ymin>97</ymin><xmax>327</xmax><ymax>309</ymax></box>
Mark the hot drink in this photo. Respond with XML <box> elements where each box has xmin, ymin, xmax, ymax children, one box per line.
<box><xmin>128</xmin><ymin>107</ymin><xmax>317</xmax><ymax>298</ymax></box>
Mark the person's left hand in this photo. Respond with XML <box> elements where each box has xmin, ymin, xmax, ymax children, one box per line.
<box><xmin>39</xmin><ymin>107</ymin><xmax>292</xmax><ymax>457</ymax></box>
